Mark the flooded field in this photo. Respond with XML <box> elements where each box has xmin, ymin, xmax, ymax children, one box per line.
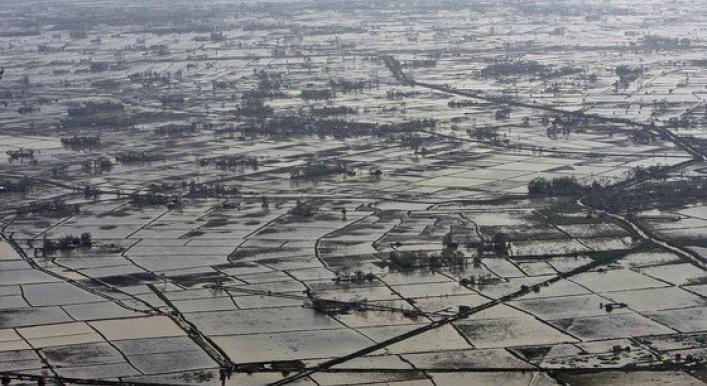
<box><xmin>0</xmin><ymin>0</ymin><xmax>706</xmax><ymax>385</ymax></box>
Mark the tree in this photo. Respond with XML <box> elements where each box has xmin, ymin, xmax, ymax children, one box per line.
<box><xmin>442</xmin><ymin>231</ymin><xmax>457</xmax><ymax>250</ymax></box>
<box><xmin>491</xmin><ymin>233</ymin><xmax>509</xmax><ymax>255</ymax></box>
<box><xmin>80</xmin><ymin>232</ymin><xmax>92</xmax><ymax>247</ymax></box>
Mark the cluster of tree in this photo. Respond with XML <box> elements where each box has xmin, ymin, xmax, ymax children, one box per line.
<box><xmin>115</xmin><ymin>151</ymin><xmax>164</xmax><ymax>163</ymax></box>
<box><xmin>666</xmin><ymin>116</ymin><xmax>692</xmax><ymax>129</ymax></box>
<box><xmin>468</xmin><ymin>127</ymin><xmax>501</xmax><ymax>142</ymax></box>
<box><xmin>401</xmin><ymin>59</ymin><xmax>438</xmax><ymax>68</ymax></box>
<box><xmin>328</xmin><ymin>79</ymin><xmax>371</xmax><ymax>93</ymax></box>
<box><xmin>528</xmin><ymin>176</ymin><xmax>598</xmax><ymax>196</ymax></box>
<box><xmin>82</xmin><ymin>186</ymin><xmax>100</xmax><ymax>200</ymax></box>
<box><xmin>81</xmin><ymin>157</ymin><xmax>113</xmax><ymax>172</ymax></box>
<box><xmin>128</xmin><ymin>71</ymin><xmax>173</xmax><ymax>85</ymax></box>
<box><xmin>145</xmin><ymin>44</ymin><xmax>169</xmax><ymax>56</ymax></box>
<box><xmin>495</xmin><ymin>108</ymin><xmax>511</xmax><ymax>120</ymax></box>
<box><xmin>387</xmin><ymin>249</ymin><xmax>466</xmax><ymax>271</ymax></box>
<box><xmin>153</xmin><ymin>123</ymin><xmax>198</xmax><ymax>137</ymax></box>
<box><xmin>333</xmin><ymin>270</ymin><xmax>376</xmax><ymax>284</ymax></box>
<box><xmin>486</xmin><ymin>233</ymin><xmax>510</xmax><ymax>256</ymax></box>
<box><xmin>630</xmin><ymin>128</ymin><xmax>658</xmax><ymax>144</ymax></box>
<box><xmin>17</xmin><ymin>199</ymin><xmax>78</xmax><ymax>216</ymax></box>
<box><xmin>301</xmin><ymin>89</ymin><xmax>334</xmax><ymax>100</ymax></box>
<box><xmin>0</xmin><ymin>177</ymin><xmax>33</xmax><ymax>194</ymax></box>
<box><xmin>198</xmin><ymin>155</ymin><xmax>259</xmax><ymax>169</ymax></box>
<box><xmin>6</xmin><ymin>148</ymin><xmax>36</xmax><ymax>161</ymax></box>
<box><xmin>185</xmin><ymin>182</ymin><xmax>239</xmax><ymax>198</ymax></box>
<box><xmin>243</xmin><ymin>71</ymin><xmax>285</xmax><ymax>99</ymax></box>
<box><xmin>130</xmin><ymin>193</ymin><xmax>182</xmax><ymax>208</ymax></box>
<box><xmin>380</xmin><ymin>119</ymin><xmax>436</xmax><ymax>132</ymax></box>
<box><xmin>584</xmin><ymin>177</ymin><xmax>707</xmax><ymax>212</ymax></box>
<box><xmin>67</xmin><ymin>101</ymin><xmax>124</xmax><ymax>117</ymax></box>
<box><xmin>44</xmin><ymin>233</ymin><xmax>92</xmax><ymax>253</ymax></box>
<box><xmin>17</xmin><ymin>105</ymin><xmax>40</xmax><ymax>115</ymax></box>
<box><xmin>641</xmin><ymin>34</ymin><xmax>691</xmax><ymax>49</ymax></box>
<box><xmin>159</xmin><ymin>94</ymin><xmax>184</xmax><ymax>106</ymax></box>
<box><xmin>62</xmin><ymin>101</ymin><xmax>129</xmax><ymax>128</ymax></box>
<box><xmin>310</xmin><ymin>106</ymin><xmax>357</xmax><ymax>116</ymax></box>
<box><xmin>386</xmin><ymin>90</ymin><xmax>422</xmax><ymax>100</ymax></box>
<box><xmin>308</xmin><ymin>297</ymin><xmax>368</xmax><ymax>316</ymax></box>
<box><xmin>212</xmin><ymin>79</ymin><xmax>239</xmax><ymax>90</ymax></box>
<box><xmin>459</xmin><ymin>274</ymin><xmax>504</xmax><ymax>287</ymax></box>
<box><xmin>61</xmin><ymin>135</ymin><xmax>101</xmax><ymax>149</ymax></box>
<box><xmin>615</xmin><ymin>65</ymin><xmax>644</xmax><ymax>86</ymax></box>
<box><xmin>288</xmin><ymin>200</ymin><xmax>317</xmax><ymax>218</ymax></box>
<box><xmin>243</xmin><ymin>117</ymin><xmax>435</xmax><ymax>138</ymax></box>
<box><xmin>481</xmin><ymin>60</ymin><xmax>581</xmax><ymax>79</ymax></box>
<box><xmin>448</xmin><ymin>100</ymin><xmax>476</xmax><ymax>108</ymax></box>
<box><xmin>398</xmin><ymin>134</ymin><xmax>428</xmax><ymax>153</ymax></box>
<box><xmin>235</xmin><ymin>97</ymin><xmax>273</xmax><ymax>117</ymax></box>
<box><xmin>546</xmin><ymin>125</ymin><xmax>574</xmax><ymax>139</ymax></box>
<box><xmin>147</xmin><ymin>182</ymin><xmax>178</xmax><ymax>192</ymax></box>
<box><xmin>290</xmin><ymin>160</ymin><xmax>349</xmax><ymax>180</ymax></box>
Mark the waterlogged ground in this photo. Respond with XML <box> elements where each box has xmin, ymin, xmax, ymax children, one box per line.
<box><xmin>1</xmin><ymin>0</ymin><xmax>707</xmax><ymax>385</ymax></box>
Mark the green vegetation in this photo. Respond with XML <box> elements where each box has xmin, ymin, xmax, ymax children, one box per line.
<box><xmin>288</xmin><ymin>200</ymin><xmax>316</xmax><ymax>218</ymax></box>
<box><xmin>490</xmin><ymin>233</ymin><xmax>510</xmax><ymax>255</ymax></box>
<box><xmin>17</xmin><ymin>199</ymin><xmax>78</xmax><ymax>216</ymax></box>
<box><xmin>481</xmin><ymin>60</ymin><xmax>582</xmax><ymax>78</ymax></box>
<box><xmin>328</xmin><ymin>78</ymin><xmax>371</xmax><ymax>92</ymax></box>
<box><xmin>130</xmin><ymin>193</ymin><xmax>182</xmax><ymax>208</ymax></box>
<box><xmin>448</xmin><ymin>100</ymin><xmax>476</xmax><ymax>108</ymax></box>
<box><xmin>398</xmin><ymin>134</ymin><xmax>428</xmax><ymax>153</ymax></box>
<box><xmin>528</xmin><ymin>176</ymin><xmax>597</xmax><ymax>196</ymax></box>
<box><xmin>44</xmin><ymin>233</ymin><xmax>93</xmax><ymax>253</ymax></box>
<box><xmin>585</xmin><ymin>177</ymin><xmax>707</xmax><ymax>212</ymax></box>
<box><xmin>468</xmin><ymin>127</ymin><xmax>503</xmax><ymax>142</ymax></box>
<box><xmin>61</xmin><ymin>135</ymin><xmax>101</xmax><ymax>149</ymax></box>
<box><xmin>198</xmin><ymin>155</ymin><xmax>258</xmax><ymax>169</ymax></box>
<box><xmin>615</xmin><ymin>65</ymin><xmax>644</xmax><ymax>86</ymax></box>
<box><xmin>62</xmin><ymin>101</ymin><xmax>131</xmax><ymax>128</ymax></box>
<box><xmin>290</xmin><ymin>160</ymin><xmax>349</xmax><ymax>180</ymax></box>
<box><xmin>115</xmin><ymin>151</ymin><xmax>164</xmax><ymax>163</ymax></box>
<box><xmin>0</xmin><ymin>176</ymin><xmax>33</xmax><ymax>194</ymax></box>
<box><xmin>184</xmin><ymin>182</ymin><xmax>239</xmax><ymax>198</ymax></box>
<box><xmin>67</xmin><ymin>101</ymin><xmax>124</xmax><ymax>117</ymax></box>
<box><xmin>235</xmin><ymin>97</ymin><xmax>274</xmax><ymax>117</ymax></box>
<box><xmin>241</xmin><ymin>117</ymin><xmax>436</xmax><ymax>138</ymax></box>
<box><xmin>310</xmin><ymin>106</ymin><xmax>357</xmax><ymax>116</ymax></box>
<box><xmin>334</xmin><ymin>271</ymin><xmax>376</xmax><ymax>284</ymax></box>
<box><xmin>641</xmin><ymin>34</ymin><xmax>691</xmax><ymax>49</ymax></box>
<box><xmin>387</xmin><ymin>250</ymin><xmax>466</xmax><ymax>271</ymax></box>
<box><xmin>153</xmin><ymin>123</ymin><xmax>198</xmax><ymax>137</ymax></box>
<box><xmin>6</xmin><ymin>148</ymin><xmax>36</xmax><ymax>161</ymax></box>
<box><xmin>301</xmin><ymin>89</ymin><xmax>334</xmax><ymax>100</ymax></box>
